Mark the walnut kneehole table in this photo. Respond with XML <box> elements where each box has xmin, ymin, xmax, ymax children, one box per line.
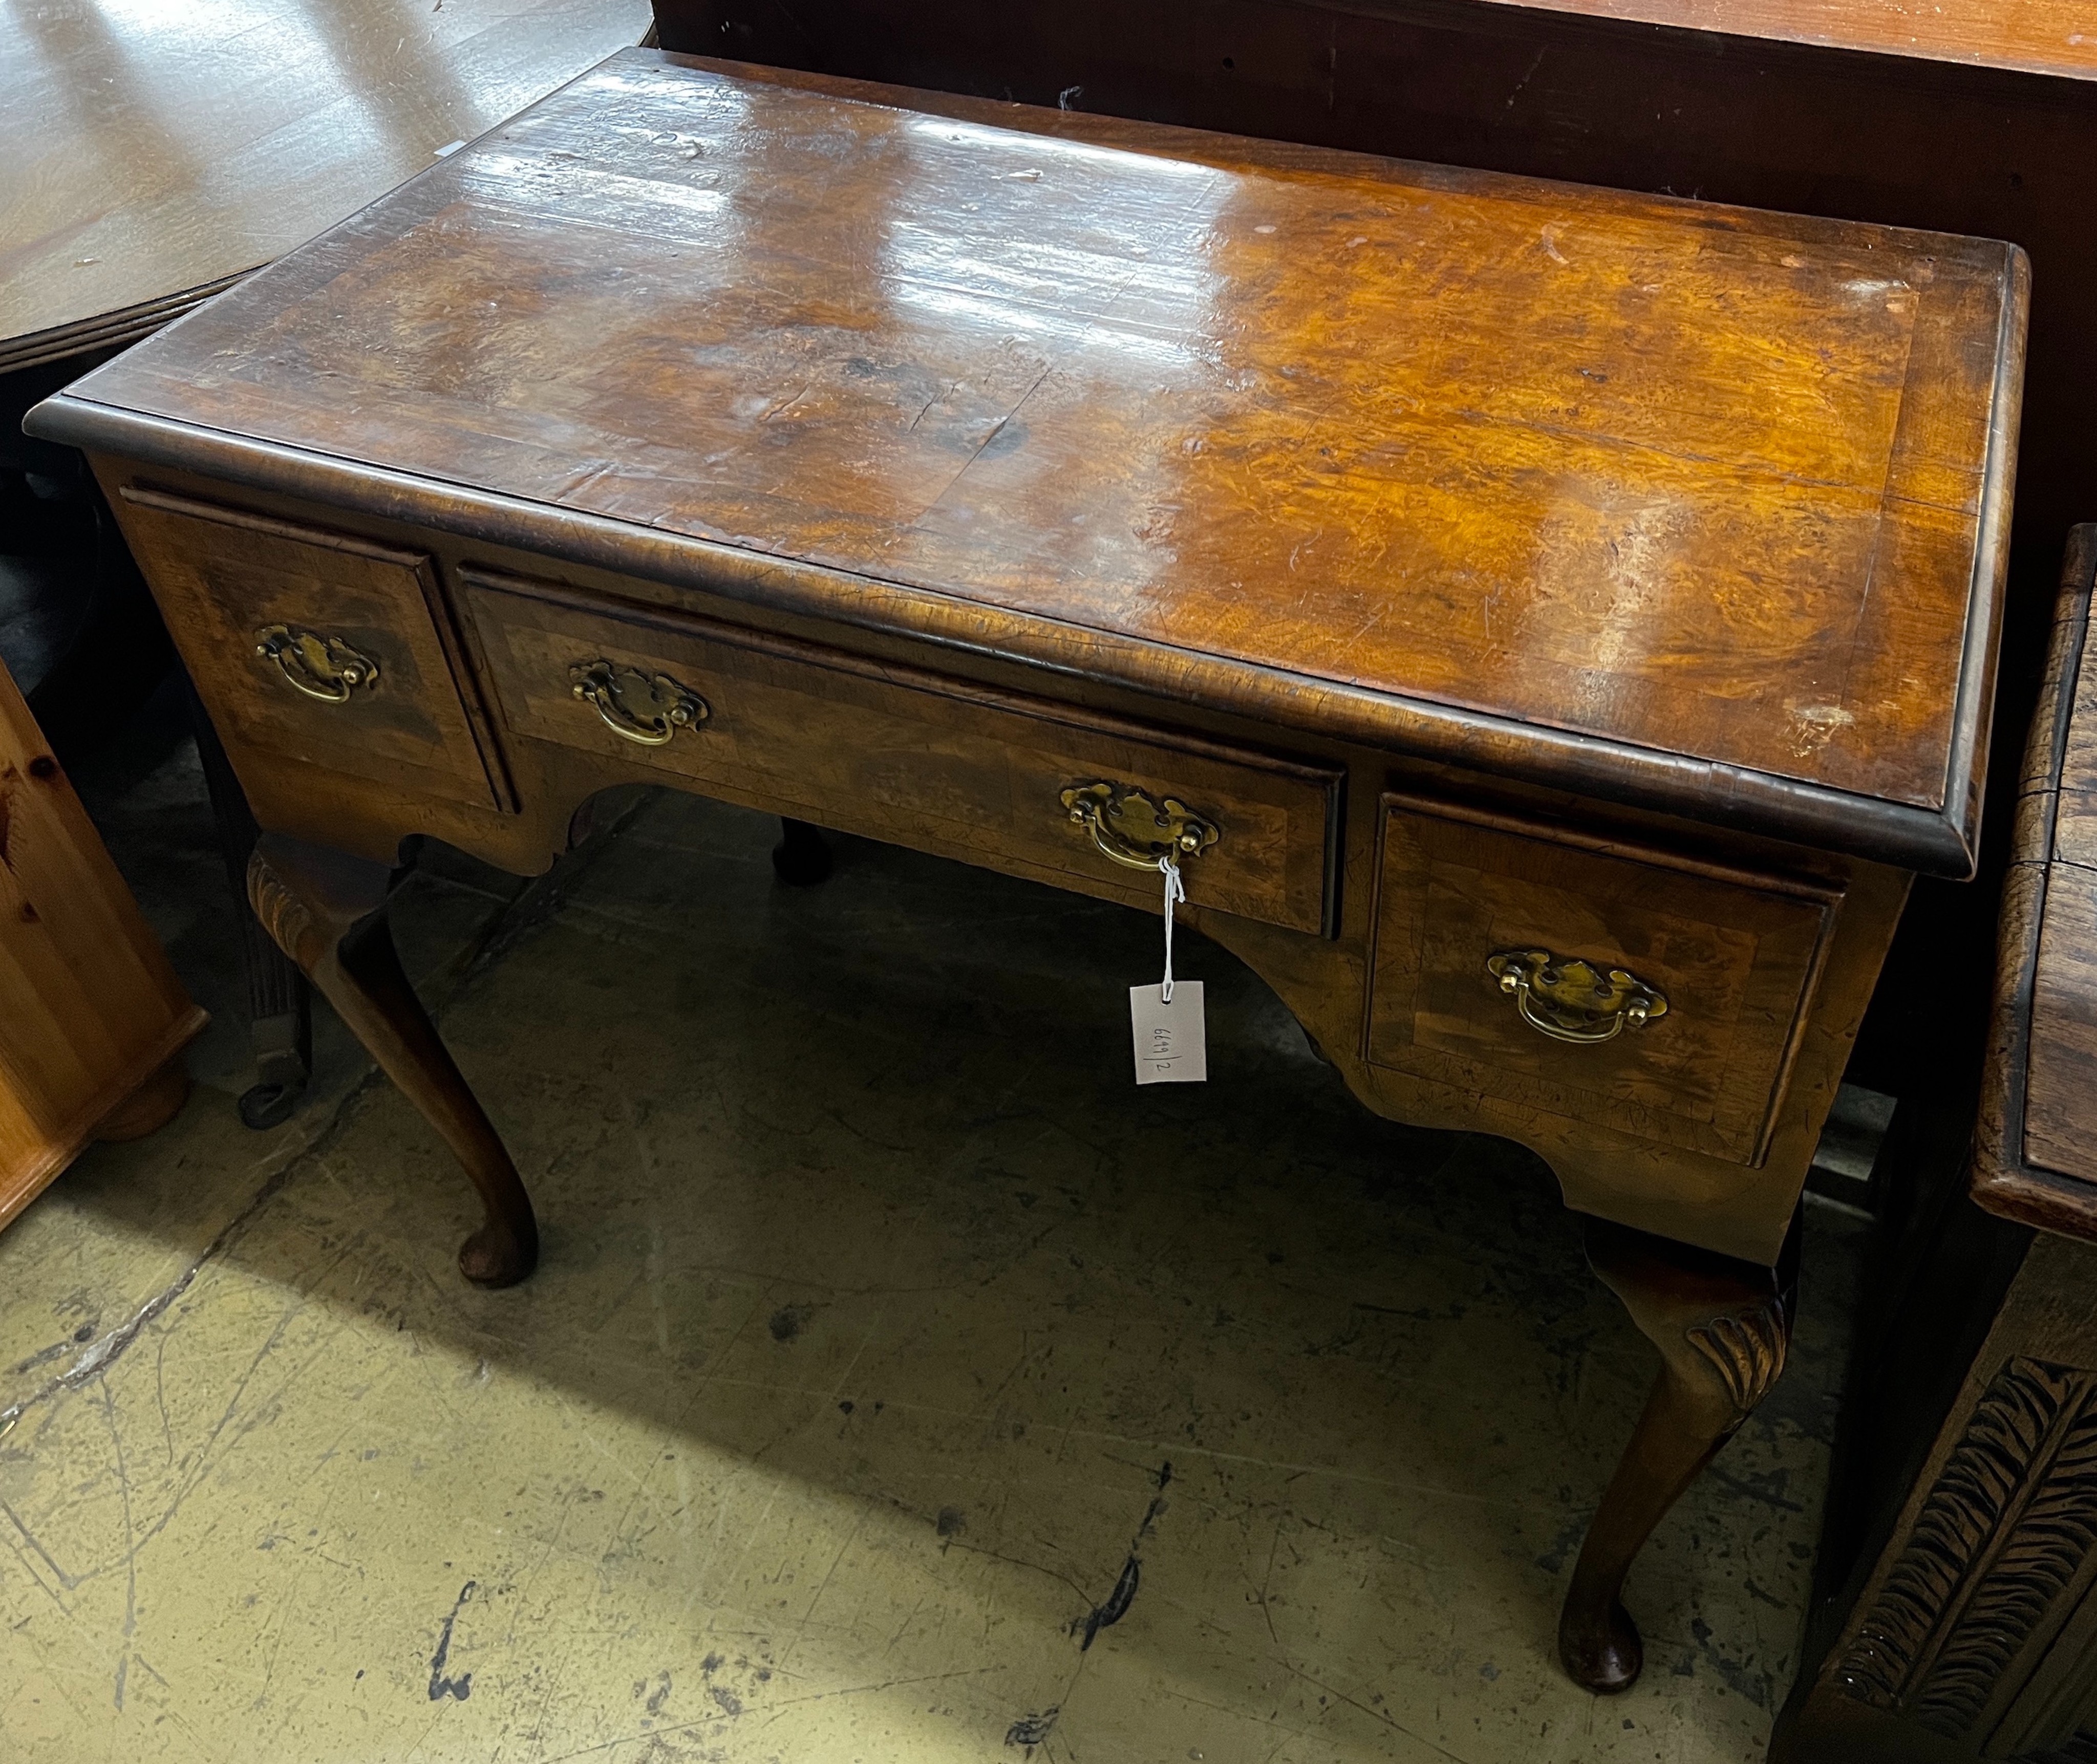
<box><xmin>25</xmin><ymin>48</ymin><xmax>2026</xmax><ymax>1695</ymax></box>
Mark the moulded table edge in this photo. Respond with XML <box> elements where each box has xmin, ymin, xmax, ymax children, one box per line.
<box><xmin>24</xmin><ymin>392</ymin><xmax>1983</xmax><ymax>878</ymax></box>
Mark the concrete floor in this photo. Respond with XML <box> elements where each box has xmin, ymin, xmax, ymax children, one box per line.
<box><xmin>1</xmin><ymin>706</ymin><xmax>1863</xmax><ymax>1762</ymax></box>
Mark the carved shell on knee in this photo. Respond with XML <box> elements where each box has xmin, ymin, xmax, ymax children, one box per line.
<box><xmin>1688</xmin><ymin>1298</ymin><xmax>1789</xmax><ymax>1412</ymax></box>
<box><xmin>246</xmin><ymin>850</ymin><xmax>315</xmax><ymax>962</ymax></box>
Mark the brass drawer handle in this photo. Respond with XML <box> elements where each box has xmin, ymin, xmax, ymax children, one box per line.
<box><xmin>1486</xmin><ymin>949</ymin><xmax>1669</xmax><ymax>1046</ymax></box>
<box><xmin>569</xmin><ymin>659</ymin><xmax>709</xmax><ymax>746</ymax></box>
<box><xmin>254</xmin><ymin>624</ymin><xmax>379</xmax><ymax>703</ymax></box>
<box><xmin>1061</xmin><ymin>781</ymin><xmax>1220</xmax><ymax>872</ymax></box>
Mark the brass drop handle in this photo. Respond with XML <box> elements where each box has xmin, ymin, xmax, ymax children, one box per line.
<box><xmin>1486</xmin><ymin>949</ymin><xmax>1668</xmax><ymax>1046</ymax></box>
<box><xmin>1061</xmin><ymin>781</ymin><xmax>1220</xmax><ymax>872</ymax></box>
<box><xmin>254</xmin><ymin>624</ymin><xmax>379</xmax><ymax>703</ymax></box>
<box><xmin>569</xmin><ymin>659</ymin><xmax>708</xmax><ymax>746</ymax></box>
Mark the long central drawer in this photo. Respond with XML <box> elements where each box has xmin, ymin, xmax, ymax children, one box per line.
<box><xmin>460</xmin><ymin>568</ymin><xmax>1342</xmax><ymax>935</ymax></box>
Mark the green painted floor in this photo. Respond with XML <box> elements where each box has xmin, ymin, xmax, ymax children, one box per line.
<box><xmin>1</xmin><ymin>708</ymin><xmax>1860</xmax><ymax>1761</ymax></box>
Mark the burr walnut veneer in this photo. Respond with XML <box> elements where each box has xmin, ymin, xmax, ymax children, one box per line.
<box><xmin>25</xmin><ymin>49</ymin><xmax>2025</xmax><ymax>1694</ymax></box>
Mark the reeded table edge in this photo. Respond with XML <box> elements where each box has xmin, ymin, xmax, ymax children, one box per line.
<box><xmin>24</xmin><ymin>390</ymin><xmax>2003</xmax><ymax>878</ymax></box>
<box><xmin>1974</xmin><ymin>527</ymin><xmax>2097</xmax><ymax>1236</ymax></box>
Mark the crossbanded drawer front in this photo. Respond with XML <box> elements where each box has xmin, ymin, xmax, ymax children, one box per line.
<box><xmin>1364</xmin><ymin>793</ymin><xmax>1841</xmax><ymax>1166</ymax></box>
<box><xmin>459</xmin><ymin>566</ymin><xmax>1341</xmax><ymax>936</ymax></box>
<box><xmin>115</xmin><ymin>488</ymin><xmax>506</xmax><ymax>809</ymax></box>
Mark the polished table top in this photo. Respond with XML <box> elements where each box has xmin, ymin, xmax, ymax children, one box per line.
<box><xmin>1479</xmin><ymin>0</ymin><xmax>2097</xmax><ymax>81</ymax></box>
<box><xmin>0</xmin><ymin>0</ymin><xmax>652</xmax><ymax>372</ymax></box>
<box><xmin>40</xmin><ymin>50</ymin><xmax>2023</xmax><ymax>873</ymax></box>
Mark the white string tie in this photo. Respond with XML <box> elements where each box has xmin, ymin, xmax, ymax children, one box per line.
<box><xmin>1159</xmin><ymin>854</ymin><xmax>1186</xmax><ymax>1003</ymax></box>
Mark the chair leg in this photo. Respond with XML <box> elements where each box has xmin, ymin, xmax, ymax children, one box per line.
<box><xmin>182</xmin><ymin>672</ymin><xmax>311</xmax><ymax>1127</ymax></box>
<box><xmin>238</xmin><ymin>900</ymin><xmax>312</xmax><ymax>1129</ymax></box>
<box><xmin>247</xmin><ymin>832</ymin><xmax>539</xmax><ymax>1288</ymax></box>
<box><xmin>1558</xmin><ymin>1211</ymin><xmax>1801</xmax><ymax>1692</ymax></box>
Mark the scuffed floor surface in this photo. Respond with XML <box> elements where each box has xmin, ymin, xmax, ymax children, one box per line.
<box><xmin>1</xmin><ymin>750</ymin><xmax>1860</xmax><ymax>1763</ymax></box>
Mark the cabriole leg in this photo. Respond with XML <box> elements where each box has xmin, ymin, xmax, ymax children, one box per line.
<box><xmin>246</xmin><ymin>832</ymin><xmax>538</xmax><ymax>1287</ymax></box>
<box><xmin>1559</xmin><ymin>1212</ymin><xmax>1800</xmax><ymax>1692</ymax></box>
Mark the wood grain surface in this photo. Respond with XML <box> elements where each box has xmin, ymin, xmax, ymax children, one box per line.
<box><xmin>463</xmin><ymin>566</ymin><xmax>1342</xmax><ymax>935</ymax></box>
<box><xmin>1478</xmin><ymin>0</ymin><xmax>2097</xmax><ymax>81</ymax></box>
<box><xmin>2055</xmin><ymin>578</ymin><xmax>2097</xmax><ymax>872</ymax></box>
<box><xmin>0</xmin><ymin>0</ymin><xmax>651</xmax><ymax>369</ymax></box>
<box><xmin>116</xmin><ymin>488</ymin><xmax>507</xmax><ymax>812</ymax></box>
<box><xmin>38</xmin><ymin>51</ymin><xmax>2023</xmax><ymax>859</ymax></box>
<box><xmin>1364</xmin><ymin>792</ymin><xmax>1838</xmax><ymax>1165</ymax></box>
<box><xmin>2025</xmin><ymin>872</ymin><xmax>2097</xmax><ymax>1181</ymax></box>
<box><xmin>1973</xmin><ymin>527</ymin><xmax>2097</xmax><ymax>1230</ymax></box>
<box><xmin>0</xmin><ymin>663</ymin><xmax>204</xmax><ymax>1231</ymax></box>
<box><xmin>652</xmin><ymin>0</ymin><xmax>2097</xmax><ymax>606</ymax></box>
<box><xmin>2020</xmin><ymin>543</ymin><xmax>2097</xmax><ymax>1188</ymax></box>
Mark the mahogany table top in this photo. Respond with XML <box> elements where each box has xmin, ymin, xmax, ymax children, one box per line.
<box><xmin>1483</xmin><ymin>0</ymin><xmax>2097</xmax><ymax>83</ymax></box>
<box><xmin>0</xmin><ymin>0</ymin><xmax>652</xmax><ymax>373</ymax></box>
<box><xmin>37</xmin><ymin>51</ymin><xmax>2025</xmax><ymax>872</ymax></box>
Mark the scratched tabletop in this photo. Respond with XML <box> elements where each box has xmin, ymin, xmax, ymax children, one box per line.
<box><xmin>0</xmin><ymin>0</ymin><xmax>652</xmax><ymax>374</ymax></box>
<box><xmin>56</xmin><ymin>49</ymin><xmax>2026</xmax><ymax>857</ymax></box>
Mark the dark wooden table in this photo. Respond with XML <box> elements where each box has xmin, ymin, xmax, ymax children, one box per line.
<box><xmin>1777</xmin><ymin>534</ymin><xmax>2097</xmax><ymax>1761</ymax></box>
<box><xmin>24</xmin><ymin>49</ymin><xmax>2023</xmax><ymax>1696</ymax></box>
<box><xmin>0</xmin><ymin>0</ymin><xmax>653</xmax><ymax>375</ymax></box>
<box><xmin>1475</xmin><ymin>0</ymin><xmax>2097</xmax><ymax>79</ymax></box>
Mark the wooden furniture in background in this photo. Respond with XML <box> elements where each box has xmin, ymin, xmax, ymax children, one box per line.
<box><xmin>0</xmin><ymin>0</ymin><xmax>654</xmax><ymax>374</ymax></box>
<box><xmin>25</xmin><ymin>50</ymin><xmax>2024</xmax><ymax>1694</ymax></box>
<box><xmin>1776</xmin><ymin>535</ymin><xmax>2097</xmax><ymax>1760</ymax></box>
<box><xmin>4</xmin><ymin>0</ymin><xmax>657</xmax><ymax>1125</ymax></box>
<box><xmin>1477</xmin><ymin>0</ymin><xmax>2097</xmax><ymax>80</ymax></box>
<box><xmin>0</xmin><ymin>662</ymin><xmax>204</xmax><ymax>1232</ymax></box>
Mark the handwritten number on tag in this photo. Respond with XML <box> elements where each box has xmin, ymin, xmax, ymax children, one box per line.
<box><xmin>1131</xmin><ymin>982</ymin><xmax>1207</xmax><ymax>1084</ymax></box>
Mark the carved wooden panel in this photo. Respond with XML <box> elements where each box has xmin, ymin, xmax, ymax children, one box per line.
<box><xmin>1836</xmin><ymin>1357</ymin><xmax>2097</xmax><ymax>1749</ymax></box>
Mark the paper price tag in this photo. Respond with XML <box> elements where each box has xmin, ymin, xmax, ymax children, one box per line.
<box><xmin>1130</xmin><ymin>981</ymin><xmax>1206</xmax><ymax>1084</ymax></box>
